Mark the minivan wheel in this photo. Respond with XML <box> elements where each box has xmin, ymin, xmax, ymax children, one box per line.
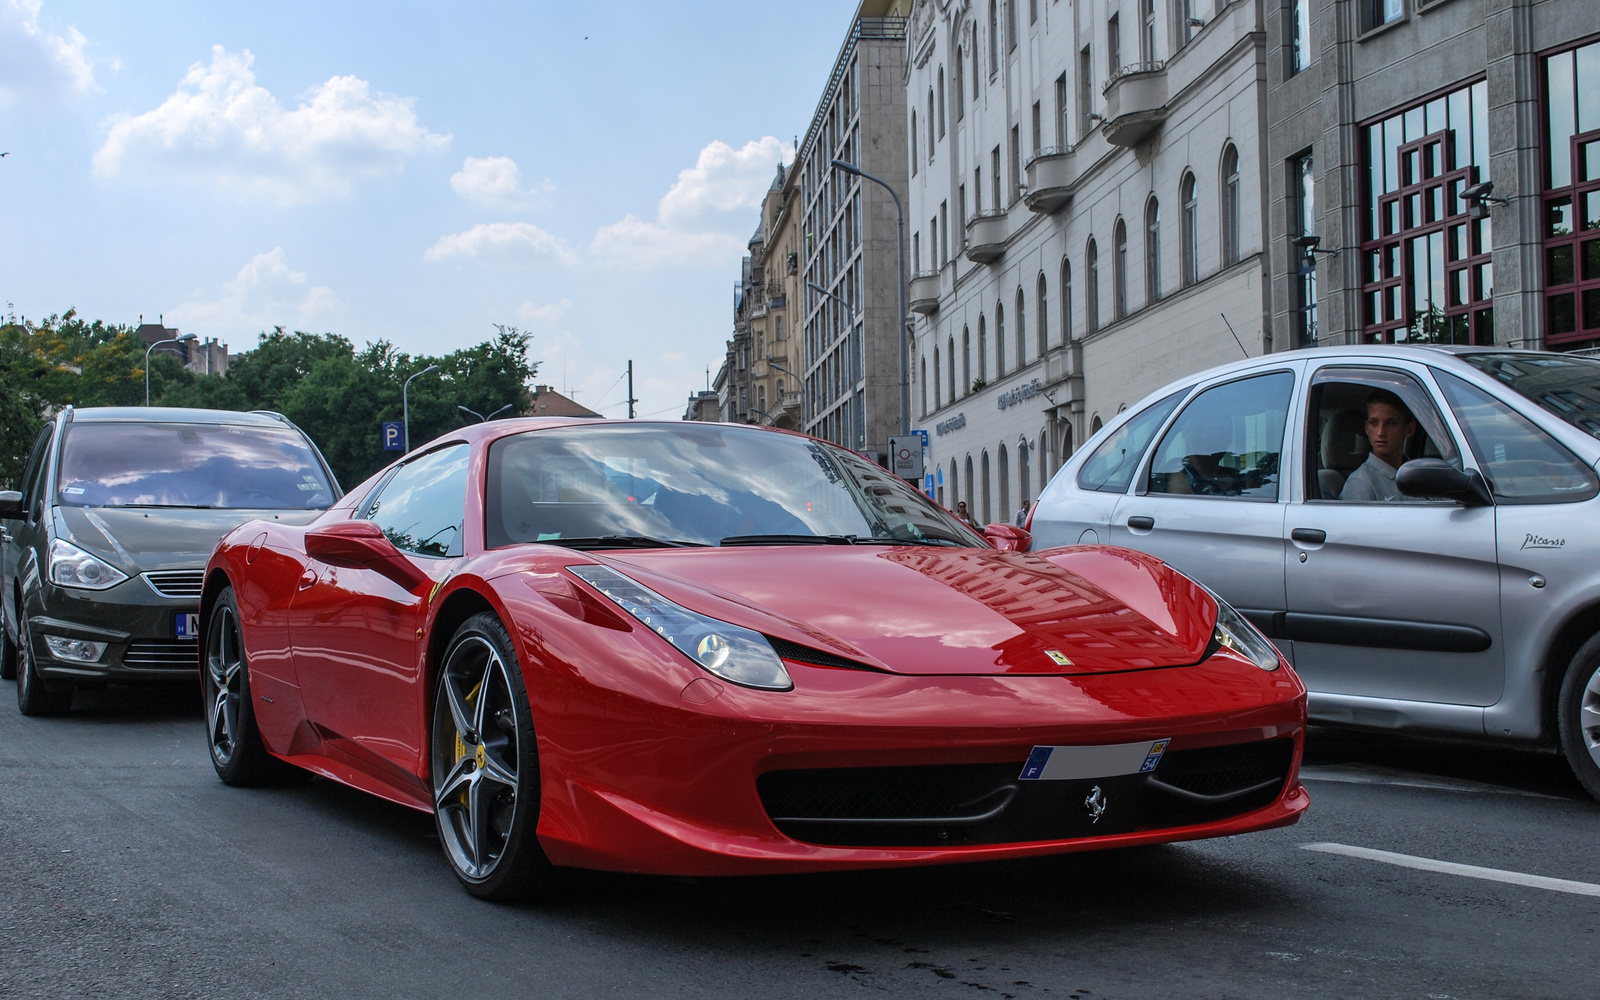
<box><xmin>16</xmin><ymin>613</ymin><xmax>72</xmax><ymax>717</ymax></box>
<box><xmin>1557</xmin><ymin>633</ymin><xmax>1600</xmax><ymax>802</ymax></box>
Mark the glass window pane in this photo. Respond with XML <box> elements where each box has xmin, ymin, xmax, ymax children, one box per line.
<box><xmin>1436</xmin><ymin>370</ymin><xmax>1599</xmax><ymax>504</ymax></box>
<box><xmin>1548</xmin><ymin>52</ymin><xmax>1576</xmax><ymax>189</ymax></box>
<box><xmin>1583</xmin><ymin>190</ymin><xmax>1600</xmax><ymax>231</ymax></box>
<box><xmin>1366</xmin><ymin>249</ymin><xmax>1382</xmax><ymax>283</ymax></box>
<box><xmin>1472</xmin><ymin>80</ymin><xmax>1489</xmax><ymax>173</ymax></box>
<box><xmin>1145</xmin><ymin>373</ymin><xmax>1293</xmax><ymax>499</ymax></box>
<box><xmin>369</xmin><ymin>445</ymin><xmax>470</xmax><ymax>557</ymax></box>
<box><xmin>1548</xmin><ymin>244</ymin><xmax>1575</xmax><ymax>286</ymax></box>
<box><xmin>1384</xmin><ymin>119</ymin><xmax>1402</xmax><ymax>195</ymax></box>
<box><xmin>1450</xmin><ymin>269</ymin><xmax>1468</xmax><ymax>306</ymax></box>
<box><xmin>1386</xmin><ymin>242</ymin><xmax>1401</xmax><ymax>277</ymax></box>
<box><xmin>1583</xmin><ymin>140</ymin><xmax>1600</xmax><ymax>182</ymax></box>
<box><xmin>1474</xmin><ymin>261</ymin><xmax>1493</xmax><ymax>299</ymax></box>
<box><xmin>1550</xmin><ymin>293</ymin><xmax>1577</xmax><ymax>335</ymax></box>
<box><xmin>1586</xmin><ymin>288</ymin><xmax>1600</xmax><ymax>331</ymax></box>
<box><xmin>1077</xmin><ymin>388</ymin><xmax>1189</xmax><ymax>493</ymax></box>
<box><xmin>1448</xmin><ymin>88</ymin><xmax>1471</xmax><ymax>170</ymax></box>
<box><xmin>1582</xmin><ymin>238</ymin><xmax>1600</xmax><ymax>281</ymax></box>
<box><xmin>1548</xmin><ymin>198</ymin><xmax>1573</xmax><ymax>236</ymax></box>
<box><xmin>1578</xmin><ymin>41</ymin><xmax>1600</xmax><ymax>135</ymax></box>
<box><xmin>1448</xmin><ymin>223</ymin><xmax>1467</xmax><ymax>261</ymax></box>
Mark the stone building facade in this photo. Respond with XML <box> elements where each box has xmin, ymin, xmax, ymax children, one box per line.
<box><xmin>1265</xmin><ymin>0</ymin><xmax>1599</xmax><ymax>352</ymax></box>
<box><xmin>905</xmin><ymin>0</ymin><xmax>1274</xmax><ymax>523</ymax></box>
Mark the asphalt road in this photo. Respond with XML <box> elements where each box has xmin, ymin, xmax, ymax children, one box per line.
<box><xmin>1</xmin><ymin>683</ymin><xmax>1596</xmax><ymax>1000</ymax></box>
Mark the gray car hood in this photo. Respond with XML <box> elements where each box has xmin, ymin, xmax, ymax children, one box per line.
<box><xmin>54</xmin><ymin>506</ymin><xmax>322</xmax><ymax>573</ymax></box>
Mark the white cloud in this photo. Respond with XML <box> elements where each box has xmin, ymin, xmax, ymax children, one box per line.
<box><xmin>424</xmin><ymin>221</ymin><xmax>577</xmax><ymax>265</ymax></box>
<box><xmin>658</xmin><ymin>136</ymin><xmax>791</xmax><ymax>224</ymax></box>
<box><xmin>589</xmin><ymin>214</ymin><xmax>744</xmax><ymax>269</ymax></box>
<box><xmin>0</xmin><ymin>0</ymin><xmax>100</xmax><ymax>104</ymax></box>
<box><xmin>94</xmin><ymin>46</ymin><xmax>450</xmax><ymax>203</ymax></box>
<box><xmin>516</xmin><ymin>298</ymin><xmax>571</xmax><ymax>323</ymax></box>
<box><xmin>165</xmin><ymin>248</ymin><xmax>339</xmax><ymax>336</ymax></box>
<box><xmin>451</xmin><ymin>155</ymin><xmax>548</xmax><ymax>211</ymax></box>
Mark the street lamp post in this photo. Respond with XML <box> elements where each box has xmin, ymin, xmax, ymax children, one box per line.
<box><xmin>458</xmin><ymin>403</ymin><xmax>514</xmax><ymax>423</ymax></box>
<box><xmin>830</xmin><ymin>159</ymin><xmax>909</xmax><ymax>440</ymax></box>
<box><xmin>403</xmin><ymin>364</ymin><xmax>439</xmax><ymax>452</ymax></box>
<box><xmin>766</xmin><ymin>361</ymin><xmax>808</xmax><ymax>426</ymax></box>
<box><xmin>144</xmin><ymin>333</ymin><xmax>197</xmax><ymax>406</ymax></box>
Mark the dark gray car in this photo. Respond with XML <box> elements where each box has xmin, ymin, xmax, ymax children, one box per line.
<box><xmin>0</xmin><ymin>407</ymin><xmax>340</xmax><ymax>715</ymax></box>
<box><xmin>1030</xmin><ymin>346</ymin><xmax>1600</xmax><ymax>799</ymax></box>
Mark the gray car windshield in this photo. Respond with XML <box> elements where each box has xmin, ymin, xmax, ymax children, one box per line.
<box><xmin>57</xmin><ymin>422</ymin><xmax>335</xmax><ymax>510</ymax></box>
<box><xmin>1461</xmin><ymin>353</ymin><xmax>1600</xmax><ymax>439</ymax></box>
<box><xmin>485</xmin><ymin>424</ymin><xmax>984</xmax><ymax>548</ymax></box>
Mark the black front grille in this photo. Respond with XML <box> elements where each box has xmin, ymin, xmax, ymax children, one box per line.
<box><xmin>765</xmin><ymin>637</ymin><xmax>876</xmax><ymax>671</ymax></box>
<box><xmin>143</xmin><ymin>570</ymin><xmax>205</xmax><ymax>599</ymax></box>
<box><xmin>757</xmin><ymin>738</ymin><xmax>1295</xmax><ymax>848</ymax></box>
<box><xmin>123</xmin><ymin>641</ymin><xmax>198</xmax><ymax>670</ymax></box>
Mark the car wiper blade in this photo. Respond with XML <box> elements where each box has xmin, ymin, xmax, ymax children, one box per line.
<box><xmin>538</xmin><ymin>535</ymin><xmax>707</xmax><ymax>550</ymax></box>
<box><xmin>853</xmin><ymin>535</ymin><xmax>967</xmax><ymax>546</ymax></box>
<box><xmin>113</xmin><ymin>503</ymin><xmax>216</xmax><ymax>509</ymax></box>
<box><xmin>720</xmin><ymin>534</ymin><xmax>859</xmax><ymax>546</ymax></box>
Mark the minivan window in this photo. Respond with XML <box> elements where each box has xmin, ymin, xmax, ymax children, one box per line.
<box><xmin>1460</xmin><ymin>353</ymin><xmax>1600</xmax><ymax>439</ymax></box>
<box><xmin>56</xmin><ymin>422</ymin><xmax>335</xmax><ymax>510</ymax></box>
<box><xmin>1076</xmin><ymin>388</ymin><xmax>1188</xmax><ymax>494</ymax></box>
<box><xmin>1146</xmin><ymin>372</ymin><xmax>1293</xmax><ymax>499</ymax></box>
<box><xmin>367</xmin><ymin>445</ymin><xmax>471</xmax><ymax>557</ymax></box>
<box><xmin>1435</xmin><ymin>371</ymin><xmax>1600</xmax><ymax>504</ymax></box>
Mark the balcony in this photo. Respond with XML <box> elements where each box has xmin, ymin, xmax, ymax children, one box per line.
<box><xmin>1101</xmin><ymin>62</ymin><xmax>1168</xmax><ymax>148</ymax></box>
<box><xmin>964</xmin><ymin>210</ymin><xmax>1008</xmax><ymax>264</ymax></box>
<box><xmin>1024</xmin><ymin>147</ymin><xmax>1078</xmax><ymax>214</ymax></box>
<box><xmin>909</xmin><ymin>272</ymin><xmax>940</xmax><ymax>314</ymax></box>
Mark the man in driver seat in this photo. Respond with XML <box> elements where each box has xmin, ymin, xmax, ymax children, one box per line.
<box><xmin>1340</xmin><ymin>389</ymin><xmax>1418</xmax><ymax>502</ymax></box>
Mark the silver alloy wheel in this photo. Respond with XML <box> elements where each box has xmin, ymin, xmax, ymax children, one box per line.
<box><xmin>433</xmin><ymin>635</ymin><xmax>520</xmax><ymax>882</ymax></box>
<box><xmin>205</xmin><ymin>605</ymin><xmax>244</xmax><ymax>766</ymax></box>
<box><xmin>1582</xmin><ymin>661</ymin><xmax>1600</xmax><ymax>770</ymax></box>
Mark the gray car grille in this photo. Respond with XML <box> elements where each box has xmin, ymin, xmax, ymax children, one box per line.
<box><xmin>142</xmin><ymin>570</ymin><xmax>205</xmax><ymax>599</ymax></box>
<box><xmin>123</xmin><ymin>641</ymin><xmax>198</xmax><ymax>670</ymax></box>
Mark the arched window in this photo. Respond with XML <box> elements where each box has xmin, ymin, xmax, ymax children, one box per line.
<box><xmin>1039</xmin><ymin>428</ymin><xmax>1050</xmax><ymax>479</ymax></box>
<box><xmin>998</xmin><ymin>444</ymin><xmax>1011</xmax><ymax>522</ymax></box>
<box><xmin>910</xmin><ymin>110</ymin><xmax>919</xmax><ymax>177</ymax></box>
<box><xmin>995</xmin><ymin>302</ymin><xmax>1007</xmax><ymax>375</ymax></box>
<box><xmin>977</xmin><ymin>315</ymin><xmax>989</xmax><ymax>380</ymax></box>
<box><xmin>933</xmin><ymin>346</ymin><xmax>942</xmax><ymax>409</ymax></box>
<box><xmin>953</xmin><ymin>51</ymin><xmax>965</xmax><ymax>120</ymax></box>
<box><xmin>1113</xmin><ymin>217</ymin><xmax>1128</xmax><ymax>320</ymax></box>
<box><xmin>1145</xmin><ymin>196</ymin><xmax>1161</xmax><ymax>303</ymax></box>
<box><xmin>965</xmin><ymin>454</ymin><xmax>976</xmax><ymax>513</ymax></box>
<box><xmin>1062</xmin><ymin>423</ymin><xmax>1073</xmax><ymax>462</ymax></box>
<box><xmin>981</xmin><ymin>450</ymin><xmax>992</xmax><ymax>524</ymax></box>
<box><xmin>1019</xmin><ymin>439</ymin><xmax>1031</xmax><ymax>506</ymax></box>
<box><xmin>1036</xmin><ymin>273</ymin><xmax>1049</xmax><ymax>355</ymax></box>
<box><xmin>1221</xmin><ymin>143</ymin><xmax>1240</xmax><ymax>266</ymax></box>
<box><xmin>962</xmin><ymin>325</ymin><xmax>972</xmax><ymax>392</ymax></box>
<box><xmin>927</xmin><ymin>89</ymin><xmax>936</xmax><ymax>159</ymax></box>
<box><xmin>988</xmin><ymin>1</ymin><xmax>999</xmax><ymax>74</ymax></box>
<box><xmin>947</xmin><ymin>335</ymin><xmax>956</xmax><ymax>401</ymax></box>
<box><xmin>937</xmin><ymin>67</ymin><xmax>947</xmax><ymax>136</ymax></box>
<box><xmin>972</xmin><ymin>29</ymin><xmax>981</xmax><ymax>99</ymax></box>
<box><xmin>1060</xmin><ymin>257</ymin><xmax>1074</xmax><ymax>342</ymax></box>
<box><xmin>1015</xmin><ymin>288</ymin><xmax>1027</xmax><ymax>368</ymax></box>
<box><xmin>1091</xmin><ymin>413</ymin><xmax>1104</xmax><ymax>434</ymax></box>
<box><xmin>1085</xmin><ymin>238</ymin><xmax>1100</xmax><ymax>333</ymax></box>
<box><xmin>1180</xmin><ymin>170</ymin><xmax>1198</xmax><ymax>287</ymax></box>
<box><xmin>920</xmin><ymin>356</ymin><xmax>928</xmax><ymax>415</ymax></box>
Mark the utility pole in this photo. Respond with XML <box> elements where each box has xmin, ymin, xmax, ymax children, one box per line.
<box><xmin>626</xmin><ymin>360</ymin><xmax>637</xmax><ymax>419</ymax></box>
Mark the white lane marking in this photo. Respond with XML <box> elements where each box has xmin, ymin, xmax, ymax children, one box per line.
<box><xmin>1298</xmin><ymin>764</ymin><xmax>1566</xmax><ymax>800</ymax></box>
<box><xmin>1301</xmin><ymin>842</ymin><xmax>1600</xmax><ymax>898</ymax></box>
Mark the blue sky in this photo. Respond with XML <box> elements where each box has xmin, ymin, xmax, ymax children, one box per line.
<box><xmin>0</xmin><ymin>0</ymin><xmax>860</xmax><ymax>418</ymax></box>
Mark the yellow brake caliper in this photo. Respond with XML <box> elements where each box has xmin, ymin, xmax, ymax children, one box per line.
<box><xmin>451</xmin><ymin>677</ymin><xmax>485</xmax><ymax>807</ymax></box>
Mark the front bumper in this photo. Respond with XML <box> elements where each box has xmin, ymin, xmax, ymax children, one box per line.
<box><xmin>27</xmin><ymin>575</ymin><xmax>200</xmax><ymax>684</ymax></box>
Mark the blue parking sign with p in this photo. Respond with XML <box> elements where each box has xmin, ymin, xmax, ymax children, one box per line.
<box><xmin>381</xmin><ymin>421</ymin><xmax>404</xmax><ymax>451</ymax></box>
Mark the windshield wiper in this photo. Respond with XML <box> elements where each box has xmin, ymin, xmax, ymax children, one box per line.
<box><xmin>853</xmin><ymin>535</ymin><xmax>966</xmax><ymax>546</ymax></box>
<box><xmin>720</xmin><ymin>534</ymin><xmax>859</xmax><ymax>546</ymax></box>
<box><xmin>538</xmin><ymin>535</ymin><xmax>707</xmax><ymax>550</ymax></box>
<box><xmin>112</xmin><ymin>503</ymin><xmax>216</xmax><ymax>509</ymax></box>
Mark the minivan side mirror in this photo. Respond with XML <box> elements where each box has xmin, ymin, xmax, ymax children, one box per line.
<box><xmin>0</xmin><ymin>490</ymin><xmax>22</xmax><ymax>520</ymax></box>
<box><xmin>1396</xmin><ymin>458</ymin><xmax>1494</xmax><ymax>507</ymax></box>
<box><xmin>305</xmin><ymin>520</ymin><xmax>430</xmax><ymax>591</ymax></box>
<box><xmin>984</xmin><ymin>522</ymin><xmax>1032</xmax><ymax>552</ymax></box>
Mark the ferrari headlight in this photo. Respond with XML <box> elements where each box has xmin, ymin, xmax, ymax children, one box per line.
<box><xmin>567</xmin><ymin>565</ymin><xmax>793</xmax><ymax>691</ymax></box>
<box><xmin>1204</xmin><ymin>586</ymin><xmax>1281</xmax><ymax>671</ymax></box>
<box><xmin>50</xmin><ymin>539</ymin><xmax>129</xmax><ymax>590</ymax></box>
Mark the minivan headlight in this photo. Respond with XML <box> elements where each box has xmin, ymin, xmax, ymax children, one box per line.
<box><xmin>50</xmin><ymin>539</ymin><xmax>129</xmax><ymax>590</ymax></box>
<box><xmin>567</xmin><ymin>565</ymin><xmax>793</xmax><ymax>691</ymax></box>
<box><xmin>1205</xmin><ymin>587</ymin><xmax>1281</xmax><ymax>671</ymax></box>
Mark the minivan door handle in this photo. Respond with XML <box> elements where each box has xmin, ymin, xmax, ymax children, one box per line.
<box><xmin>1290</xmin><ymin>528</ymin><xmax>1327</xmax><ymax>545</ymax></box>
<box><xmin>1127</xmin><ymin>515</ymin><xmax>1156</xmax><ymax>531</ymax></box>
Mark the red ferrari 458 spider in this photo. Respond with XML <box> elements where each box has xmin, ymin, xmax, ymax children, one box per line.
<box><xmin>199</xmin><ymin>418</ymin><xmax>1307</xmax><ymax>899</ymax></box>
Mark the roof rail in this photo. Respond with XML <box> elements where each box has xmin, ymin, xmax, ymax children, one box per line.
<box><xmin>248</xmin><ymin>409</ymin><xmax>291</xmax><ymax>424</ymax></box>
<box><xmin>62</xmin><ymin>404</ymin><xmax>74</xmax><ymax>424</ymax></box>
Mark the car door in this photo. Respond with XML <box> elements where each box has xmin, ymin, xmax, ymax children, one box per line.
<box><xmin>1283</xmin><ymin>361</ymin><xmax>1503</xmax><ymax>709</ymax></box>
<box><xmin>3</xmin><ymin>425</ymin><xmax>52</xmax><ymax>644</ymax></box>
<box><xmin>291</xmin><ymin>444</ymin><xmax>470</xmax><ymax>779</ymax></box>
<box><xmin>1108</xmin><ymin>368</ymin><xmax>1297</xmax><ymax>644</ymax></box>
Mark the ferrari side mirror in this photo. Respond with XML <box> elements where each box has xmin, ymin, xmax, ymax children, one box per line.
<box><xmin>306</xmin><ymin>520</ymin><xmax>430</xmax><ymax>591</ymax></box>
<box><xmin>984</xmin><ymin>522</ymin><xmax>1032</xmax><ymax>552</ymax></box>
<box><xmin>1396</xmin><ymin>458</ymin><xmax>1494</xmax><ymax>507</ymax></box>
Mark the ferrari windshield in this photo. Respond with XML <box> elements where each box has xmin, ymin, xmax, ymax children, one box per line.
<box><xmin>56</xmin><ymin>422</ymin><xmax>336</xmax><ymax>510</ymax></box>
<box><xmin>485</xmin><ymin>423</ymin><xmax>983</xmax><ymax>548</ymax></box>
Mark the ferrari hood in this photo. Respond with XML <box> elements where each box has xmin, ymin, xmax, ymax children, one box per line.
<box><xmin>54</xmin><ymin>505</ymin><xmax>322</xmax><ymax>573</ymax></box>
<box><xmin>602</xmin><ymin>544</ymin><xmax>1217</xmax><ymax>676</ymax></box>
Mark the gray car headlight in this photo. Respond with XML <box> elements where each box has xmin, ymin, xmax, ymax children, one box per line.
<box><xmin>1204</xmin><ymin>587</ymin><xmax>1281</xmax><ymax>671</ymax></box>
<box><xmin>567</xmin><ymin>565</ymin><xmax>793</xmax><ymax>691</ymax></box>
<box><xmin>50</xmin><ymin>539</ymin><xmax>130</xmax><ymax>590</ymax></box>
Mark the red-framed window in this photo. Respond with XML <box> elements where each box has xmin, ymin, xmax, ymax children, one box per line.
<box><xmin>1360</xmin><ymin>81</ymin><xmax>1493</xmax><ymax>345</ymax></box>
<box><xmin>1542</xmin><ymin>40</ymin><xmax>1600</xmax><ymax>349</ymax></box>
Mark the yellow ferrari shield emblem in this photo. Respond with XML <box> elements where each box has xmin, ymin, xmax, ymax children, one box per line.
<box><xmin>1045</xmin><ymin>649</ymin><xmax>1073</xmax><ymax>666</ymax></box>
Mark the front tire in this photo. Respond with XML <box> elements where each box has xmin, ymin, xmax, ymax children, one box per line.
<box><xmin>430</xmin><ymin>612</ymin><xmax>560</xmax><ymax>901</ymax></box>
<box><xmin>16</xmin><ymin>612</ymin><xmax>72</xmax><ymax>716</ymax></box>
<box><xmin>204</xmin><ymin>586</ymin><xmax>297</xmax><ymax>786</ymax></box>
<box><xmin>1557</xmin><ymin>633</ymin><xmax>1600</xmax><ymax>802</ymax></box>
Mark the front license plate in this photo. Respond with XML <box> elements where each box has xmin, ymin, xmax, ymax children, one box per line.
<box><xmin>1018</xmin><ymin>739</ymin><xmax>1170</xmax><ymax>781</ymax></box>
<box><xmin>174</xmin><ymin>613</ymin><xmax>199</xmax><ymax>640</ymax></box>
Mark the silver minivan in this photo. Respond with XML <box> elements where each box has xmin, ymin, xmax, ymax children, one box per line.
<box><xmin>1029</xmin><ymin>346</ymin><xmax>1600</xmax><ymax>798</ymax></box>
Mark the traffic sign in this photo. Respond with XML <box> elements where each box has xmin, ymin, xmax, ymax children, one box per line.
<box><xmin>381</xmin><ymin>421</ymin><xmax>404</xmax><ymax>451</ymax></box>
<box><xmin>888</xmin><ymin>434</ymin><xmax>924</xmax><ymax>481</ymax></box>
